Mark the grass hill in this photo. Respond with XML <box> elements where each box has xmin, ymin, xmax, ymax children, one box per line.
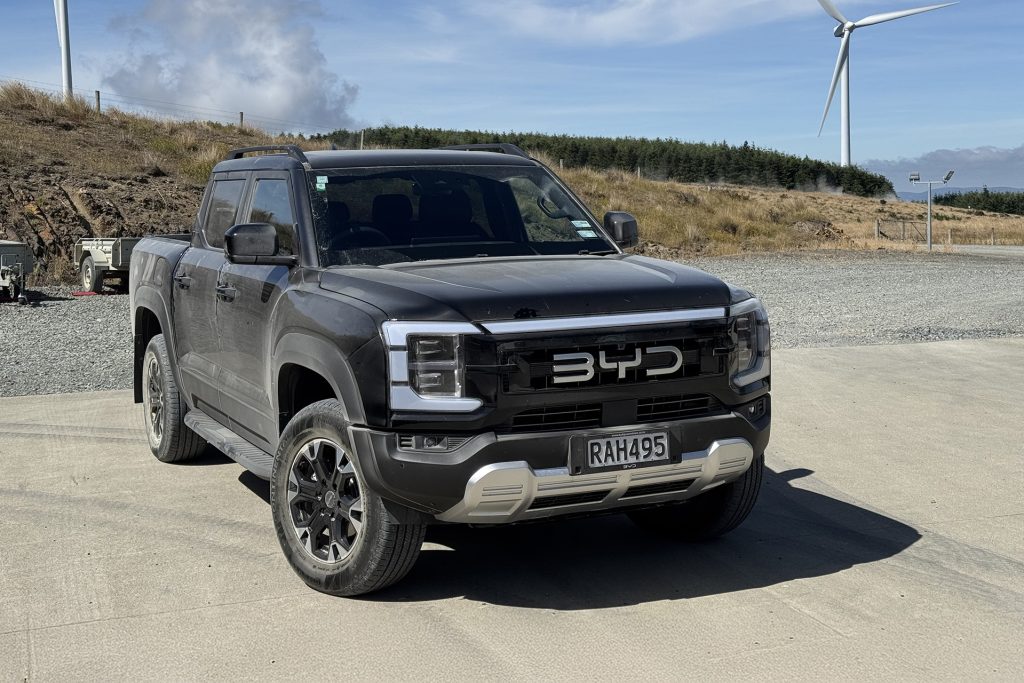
<box><xmin>0</xmin><ymin>83</ymin><xmax>1020</xmax><ymax>282</ymax></box>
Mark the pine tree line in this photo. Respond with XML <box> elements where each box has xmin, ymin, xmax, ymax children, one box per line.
<box><xmin>933</xmin><ymin>188</ymin><xmax>1024</xmax><ymax>216</ymax></box>
<box><xmin>317</xmin><ymin>125</ymin><xmax>894</xmax><ymax>198</ymax></box>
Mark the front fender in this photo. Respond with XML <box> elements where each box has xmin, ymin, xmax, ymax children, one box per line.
<box><xmin>272</xmin><ymin>332</ymin><xmax>367</xmax><ymax>426</ymax></box>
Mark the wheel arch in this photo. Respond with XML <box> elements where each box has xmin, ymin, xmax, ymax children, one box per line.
<box><xmin>273</xmin><ymin>332</ymin><xmax>367</xmax><ymax>432</ymax></box>
<box><xmin>132</xmin><ymin>285</ymin><xmax>177</xmax><ymax>404</ymax></box>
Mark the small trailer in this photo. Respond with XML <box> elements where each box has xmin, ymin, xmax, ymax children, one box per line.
<box><xmin>0</xmin><ymin>240</ymin><xmax>33</xmax><ymax>304</ymax></box>
<box><xmin>74</xmin><ymin>237</ymin><xmax>143</xmax><ymax>293</ymax></box>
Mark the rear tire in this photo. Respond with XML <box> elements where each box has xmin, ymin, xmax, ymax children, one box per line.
<box><xmin>80</xmin><ymin>255</ymin><xmax>104</xmax><ymax>293</ymax></box>
<box><xmin>142</xmin><ymin>334</ymin><xmax>206</xmax><ymax>463</ymax></box>
<box><xmin>628</xmin><ymin>453</ymin><xmax>764</xmax><ymax>541</ymax></box>
<box><xmin>271</xmin><ymin>399</ymin><xmax>426</xmax><ymax>597</ymax></box>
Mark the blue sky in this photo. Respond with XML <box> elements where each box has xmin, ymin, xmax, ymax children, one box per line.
<box><xmin>1</xmin><ymin>0</ymin><xmax>1021</xmax><ymax>191</ymax></box>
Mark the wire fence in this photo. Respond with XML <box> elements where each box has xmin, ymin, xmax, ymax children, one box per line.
<box><xmin>0</xmin><ymin>74</ymin><xmax>342</xmax><ymax>134</ymax></box>
<box><xmin>876</xmin><ymin>219</ymin><xmax>1024</xmax><ymax>246</ymax></box>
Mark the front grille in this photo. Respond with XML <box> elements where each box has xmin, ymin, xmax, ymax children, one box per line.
<box><xmin>528</xmin><ymin>490</ymin><xmax>610</xmax><ymax>510</ymax></box>
<box><xmin>504</xmin><ymin>394</ymin><xmax>721</xmax><ymax>433</ymax></box>
<box><xmin>621</xmin><ymin>478</ymin><xmax>696</xmax><ymax>499</ymax></box>
<box><xmin>498</xmin><ymin>323</ymin><xmax>729</xmax><ymax>393</ymax></box>
<box><xmin>510</xmin><ymin>404</ymin><xmax>602</xmax><ymax>432</ymax></box>
<box><xmin>637</xmin><ymin>395</ymin><xmax>724</xmax><ymax>422</ymax></box>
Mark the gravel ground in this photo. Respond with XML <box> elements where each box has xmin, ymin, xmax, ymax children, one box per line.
<box><xmin>1</xmin><ymin>249</ymin><xmax>1021</xmax><ymax>397</ymax></box>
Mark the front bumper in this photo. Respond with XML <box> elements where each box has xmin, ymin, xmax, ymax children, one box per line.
<box><xmin>348</xmin><ymin>396</ymin><xmax>770</xmax><ymax>523</ymax></box>
<box><xmin>436</xmin><ymin>438</ymin><xmax>753</xmax><ymax>523</ymax></box>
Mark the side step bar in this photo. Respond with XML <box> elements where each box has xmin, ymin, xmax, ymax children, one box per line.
<box><xmin>184</xmin><ymin>410</ymin><xmax>276</xmax><ymax>480</ymax></box>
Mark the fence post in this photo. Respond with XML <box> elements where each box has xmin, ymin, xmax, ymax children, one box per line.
<box><xmin>239</xmin><ymin>111</ymin><xmax>244</xmax><ymax>128</ymax></box>
<box><xmin>359</xmin><ymin>130</ymin><xmax>364</xmax><ymax>150</ymax></box>
<box><xmin>94</xmin><ymin>90</ymin><xmax>100</xmax><ymax>112</ymax></box>
<box><xmin>991</xmin><ymin>228</ymin><xmax>995</xmax><ymax>246</ymax></box>
<box><xmin>875</xmin><ymin>219</ymin><xmax>880</xmax><ymax>240</ymax></box>
<box><xmin>636</xmin><ymin>166</ymin><xmax>641</xmax><ymax>179</ymax></box>
<box><xmin>559</xmin><ymin>159</ymin><xmax>563</xmax><ymax>170</ymax></box>
<box><xmin>947</xmin><ymin>228</ymin><xmax>952</xmax><ymax>244</ymax></box>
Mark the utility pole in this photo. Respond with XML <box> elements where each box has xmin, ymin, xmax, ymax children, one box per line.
<box><xmin>53</xmin><ymin>0</ymin><xmax>73</xmax><ymax>99</ymax></box>
<box><xmin>910</xmin><ymin>170</ymin><xmax>955</xmax><ymax>252</ymax></box>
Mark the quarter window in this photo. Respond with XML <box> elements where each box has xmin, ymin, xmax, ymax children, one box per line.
<box><xmin>249</xmin><ymin>179</ymin><xmax>296</xmax><ymax>255</ymax></box>
<box><xmin>203</xmin><ymin>179</ymin><xmax>245</xmax><ymax>249</ymax></box>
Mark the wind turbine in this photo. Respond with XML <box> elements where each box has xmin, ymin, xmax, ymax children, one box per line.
<box><xmin>816</xmin><ymin>0</ymin><xmax>956</xmax><ymax>166</ymax></box>
<box><xmin>53</xmin><ymin>0</ymin><xmax>73</xmax><ymax>99</ymax></box>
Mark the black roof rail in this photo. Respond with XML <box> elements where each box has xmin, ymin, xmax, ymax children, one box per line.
<box><xmin>226</xmin><ymin>145</ymin><xmax>311</xmax><ymax>167</ymax></box>
<box><xmin>437</xmin><ymin>143</ymin><xmax>530</xmax><ymax>159</ymax></box>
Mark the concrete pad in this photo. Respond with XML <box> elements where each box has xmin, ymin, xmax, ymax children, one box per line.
<box><xmin>1</xmin><ymin>338</ymin><xmax>1022</xmax><ymax>680</ymax></box>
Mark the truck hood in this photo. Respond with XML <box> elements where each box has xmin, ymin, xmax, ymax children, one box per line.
<box><xmin>319</xmin><ymin>255</ymin><xmax>732</xmax><ymax>323</ymax></box>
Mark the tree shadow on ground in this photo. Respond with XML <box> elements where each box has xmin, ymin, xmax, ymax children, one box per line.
<box><xmin>373</xmin><ymin>466</ymin><xmax>921</xmax><ymax>609</ymax></box>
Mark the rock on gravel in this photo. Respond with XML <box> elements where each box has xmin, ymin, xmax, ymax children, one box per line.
<box><xmin>1</xmin><ymin>250</ymin><xmax>1021</xmax><ymax>397</ymax></box>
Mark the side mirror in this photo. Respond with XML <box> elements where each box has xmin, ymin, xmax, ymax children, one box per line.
<box><xmin>604</xmin><ymin>211</ymin><xmax>639</xmax><ymax>249</ymax></box>
<box><xmin>224</xmin><ymin>223</ymin><xmax>296</xmax><ymax>266</ymax></box>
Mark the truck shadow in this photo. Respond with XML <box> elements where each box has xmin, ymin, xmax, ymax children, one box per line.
<box><xmin>372</xmin><ymin>466</ymin><xmax>921</xmax><ymax>609</ymax></box>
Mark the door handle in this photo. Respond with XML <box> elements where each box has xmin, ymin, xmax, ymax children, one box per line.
<box><xmin>215</xmin><ymin>283</ymin><xmax>237</xmax><ymax>302</ymax></box>
<box><xmin>173</xmin><ymin>274</ymin><xmax>192</xmax><ymax>290</ymax></box>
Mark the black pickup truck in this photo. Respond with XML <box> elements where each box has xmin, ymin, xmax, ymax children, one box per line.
<box><xmin>130</xmin><ymin>144</ymin><xmax>771</xmax><ymax>596</ymax></box>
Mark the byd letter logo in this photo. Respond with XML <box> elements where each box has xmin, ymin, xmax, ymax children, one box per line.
<box><xmin>550</xmin><ymin>346</ymin><xmax>684</xmax><ymax>384</ymax></box>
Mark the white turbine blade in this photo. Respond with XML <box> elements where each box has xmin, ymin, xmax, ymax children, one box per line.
<box><xmin>53</xmin><ymin>0</ymin><xmax>64</xmax><ymax>49</ymax></box>
<box><xmin>855</xmin><ymin>2</ymin><xmax>957</xmax><ymax>28</ymax></box>
<box><xmin>818</xmin><ymin>31</ymin><xmax>851</xmax><ymax>136</ymax></box>
<box><xmin>817</xmin><ymin>0</ymin><xmax>849</xmax><ymax>24</ymax></box>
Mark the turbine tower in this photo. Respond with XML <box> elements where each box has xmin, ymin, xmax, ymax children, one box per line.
<box><xmin>53</xmin><ymin>0</ymin><xmax>73</xmax><ymax>99</ymax></box>
<box><xmin>816</xmin><ymin>0</ymin><xmax>956</xmax><ymax>166</ymax></box>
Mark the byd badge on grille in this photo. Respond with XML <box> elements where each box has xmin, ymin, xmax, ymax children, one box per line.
<box><xmin>551</xmin><ymin>346</ymin><xmax>684</xmax><ymax>384</ymax></box>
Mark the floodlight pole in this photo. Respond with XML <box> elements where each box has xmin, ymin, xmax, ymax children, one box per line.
<box><xmin>54</xmin><ymin>0</ymin><xmax>73</xmax><ymax>99</ymax></box>
<box><xmin>910</xmin><ymin>170</ymin><xmax>955</xmax><ymax>252</ymax></box>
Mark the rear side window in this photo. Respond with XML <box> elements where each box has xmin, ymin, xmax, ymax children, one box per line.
<box><xmin>249</xmin><ymin>179</ymin><xmax>296</xmax><ymax>256</ymax></box>
<box><xmin>203</xmin><ymin>179</ymin><xmax>245</xmax><ymax>248</ymax></box>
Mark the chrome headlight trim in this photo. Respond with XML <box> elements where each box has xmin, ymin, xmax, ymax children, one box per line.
<box><xmin>729</xmin><ymin>298</ymin><xmax>771</xmax><ymax>388</ymax></box>
<box><xmin>382</xmin><ymin>321</ymin><xmax>483</xmax><ymax>413</ymax></box>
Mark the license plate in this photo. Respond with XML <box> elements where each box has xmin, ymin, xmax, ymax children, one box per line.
<box><xmin>573</xmin><ymin>432</ymin><xmax>671</xmax><ymax>473</ymax></box>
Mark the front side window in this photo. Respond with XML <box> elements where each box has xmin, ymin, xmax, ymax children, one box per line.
<box><xmin>307</xmin><ymin>165</ymin><xmax>615</xmax><ymax>267</ymax></box>
<box><xmin>249</xmin><ymin>179</ymin><xmax>296</xmax><ymax>256</ymax></box>
<box><xmin>203</xmin><ymin>178</ymin><xmax>245</xmax><ymax>249</ymax></box>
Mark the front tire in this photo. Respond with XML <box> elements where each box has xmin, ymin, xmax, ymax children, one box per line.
<box><xmin>271</xmin><ymin>399</ymin><xmax>426</xmax><ymax>597</ymax></box>
<box><xmin>628</xmin><ymin>454</ymin><xmax>764</xmax><ymax>541</ymax></box>
<box><xmin>142</xmin><ymin>334</ymin><xmax>206</xmax><ymax>463</ymax></box>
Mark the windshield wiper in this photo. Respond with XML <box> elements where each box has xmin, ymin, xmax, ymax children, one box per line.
<box><xmin>579</xmin><ymin>249</ymin><xmax>616</xmax><ymax>256</ymax></box>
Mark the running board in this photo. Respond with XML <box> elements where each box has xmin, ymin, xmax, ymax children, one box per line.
<box><xmin>184</xmin><ymin>410</ymin><xmax>275</xmax><ymax>480</ymax></box>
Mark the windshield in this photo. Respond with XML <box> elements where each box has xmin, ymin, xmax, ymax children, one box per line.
<box><xmin>307</xmin><ymin>165</ymin><xmax>616</xmax><ymax>266</ymax></box>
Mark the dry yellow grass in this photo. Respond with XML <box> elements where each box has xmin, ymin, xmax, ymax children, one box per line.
<box><xmin>553</xmin><ymin>162</ymin><xmax>1024</xmax><ymax>254</ymax></box>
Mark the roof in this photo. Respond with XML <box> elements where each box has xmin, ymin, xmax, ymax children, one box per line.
<box><xmin>213</xmin><ymin>149</ymin><xmax>538</xmax><ymax>174</ymax></box>
<box><xmin>0</xmin><ymin>240</ymin><xmax>29</xmax><ymax>247</ymax></box>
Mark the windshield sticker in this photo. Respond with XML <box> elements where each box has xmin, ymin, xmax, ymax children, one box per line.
<box><xmin>315</xmin><ymin>175</ymin><xmax>327</xmax><ymax>192</ymax></box>
<box><xmin>571</xmin><ymin>220</ymin><xmax>591</xmax><ymax>228</ymax></box>
<box><xmin>576</xmin><ymin>229</ymin><xmax>599</xmax><ymax>239</ymax></box>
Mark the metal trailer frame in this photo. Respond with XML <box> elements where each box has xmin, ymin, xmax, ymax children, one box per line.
<box><xmin>74</xmin><ymin>237</ymin><xmax>143</xmax><ymax>293</ymax></box>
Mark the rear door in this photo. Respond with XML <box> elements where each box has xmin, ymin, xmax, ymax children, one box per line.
<box><xmin>171</xmin><ymin>172</ymin><xmax>246</xmax><ymax>419</ymax></box>
<box><xmin>215</xmin><ymin>171</ymin><xmax>299</xmax><ymax>448</ymax></box>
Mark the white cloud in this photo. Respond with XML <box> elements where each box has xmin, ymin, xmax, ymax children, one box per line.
<box><xmin>103</xmin><ymin>0</ymin><xmax>357</xmax><ymax>132</ymax></box>
<box><xmin>864</xmin><ymin>145</ymin><xmax>1024</xmax><ymax>192</ymax></box>
<box><xmin>465</xmin><ymin>0</ymin><xmax>860</xmax><ymax>45</ymax></box>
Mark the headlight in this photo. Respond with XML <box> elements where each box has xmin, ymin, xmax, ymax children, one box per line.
<box><xmin>408</xmin><ymin>334</ymin><xmax>463</xmax><ymax>397</ymax></box>
<box><xmin>730</xmin><ymin>298</ymin><xmax>770</xmax><ymax>388</ymax></box>
<box><xmin>382</xmin><ymin>322</ymin><xmax>482</xmax><ymax>412</ymax></box>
